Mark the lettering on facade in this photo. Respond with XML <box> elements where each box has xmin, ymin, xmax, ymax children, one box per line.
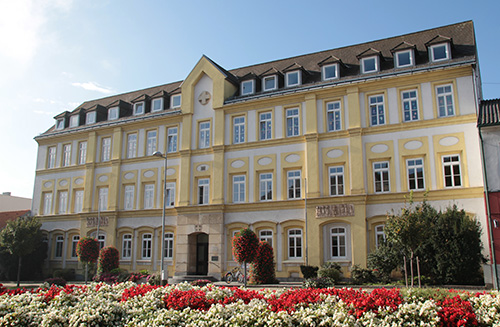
<box><xmin>315</xmin><ymin>204</ymin><xmax>355</xmax><ymax>218</ymax></box>
<box><xmin>86</xmin><ymin>216</ymin><xmax>109</xmax><ymax>228</ymax></box>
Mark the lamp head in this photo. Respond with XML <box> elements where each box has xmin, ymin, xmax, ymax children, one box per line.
<box><xmin>152</xmin><ymin>151</ymin><xmax>164</xmax><ymax>158</ymax></box>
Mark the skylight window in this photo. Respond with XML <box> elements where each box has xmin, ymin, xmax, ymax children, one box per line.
<box><xmin>56</xmin><ymin>119</ymin><xmax>65</xmax><ymax>130</ymax></box>
<box><xmin>69</xmin><ymin>115</ymin><xmax>79</xmax><ymax>127</ymax></box>
<box><xmin>395</xmin><ymin>50</ymin><xmax>414</xmax><ymax>68</ymax></box>
<box><xmin>322</xmin><ymin>64</ymin><xmax>338</xmax><ymax>81</ymax></box>
<box><xmin>133</xmin><ymin>102</ymin><xmax>144</xmax><ymax>115</ymax></box>
<box><xmin>262</xmin><ymin>75</ymin><xmax>277</xmax><ymax>91</ymax></box>
<box><xmin>430</xmin><ymin>43</ymin><xmax>450</xmax><ymax>62</ymax></box>
<box><xmin>241</xmin><ymin>80</ymin><xmax>255</xmax><ymax>96</ymax></box>
<box><xmin>152</xmin><ymin>98</ymin><xmax>163</xmax><ymax>112</ymax></box>
<box><xmin>361</xmin><ymin>56</ymin><xmax>378</xmax><ymax>74</ymax></box>
<box><xmin>86</xmin><ymin>112</ymin><xmax>96</xmax><ymax>125</ymax></box>
<box><xmin>108</xmin><ymin>107</ymin><xmax>119</xmax><ymax>120</ymax></box>
<box><xmin>285</xmin><ymin>71</ymin><xmax>301</xmax><ymax>87</ymax></box>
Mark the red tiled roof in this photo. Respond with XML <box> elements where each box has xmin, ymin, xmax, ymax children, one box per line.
<box><xmin>0</xmin><ymin>210</ymin><xmax>31</xmax><ymax>229</ymax></box>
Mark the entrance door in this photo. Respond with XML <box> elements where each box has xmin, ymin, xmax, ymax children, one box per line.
<box><xmin>196</xmin><ymin>233</ymin><xmax>208</xmax><ymax>275</ymax></box>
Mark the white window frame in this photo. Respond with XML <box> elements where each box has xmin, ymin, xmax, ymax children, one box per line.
<box><xmin>167</xmin><ymin>127</ymin><xmax>178</xmax><ymax>153</ymax></box>
<box><xmin>47</xmin><ymin>146</ymin><xmax>56</xmax><ymax>168</ymax></box>
<box><xmin>78</xmin><ymin>142</ymin><xmax>87</xmax><ymax>165</ymax></box>
<box><xmin>241</xmin><ymin>80</ymin><xmax>255</xmax><ymax>96</ymax></box>
<box><xmin>369</xmin><ymin>94</ymin><xmax>385</xmax><ymax>126</ymax></box>
<box><xmin>74</xmin><ymin>190</ymin><xmax>84</xmax><ymax>213</ymax></box>
<box><xmin>373</xmin><ymin>161</ymin><xmax>390</xmax><ymax>193</ymax></box>
<box><xmin>322</xmin><ymin>63</ymin><xmax>338</xmax><ymax>81</ymax></box>
<box><xmin>199</xmin><ymin>121</ymin><xmax>210</xmax><ymax>149</ymax></box>
<box><xmin>232</xmin><ymin>175</ymin><xmax>246</xmax><ymax>203</ymax></box>
<box><xmin>407</xmin><ymin>158</ymin><xmax>425</xmax><ymax>190</ymax></box>
<box><xmin>326</xmin><ymin>101</ymin><xmax>342</xmax><ymax>132</ymax></box>
<box><xmin>101</xmin><ymin>137</ymin><xmax>111</xmax><ymax>162</ymax></box>
<box><xmin>56</xmin><ymin>118</ymin><xmax>65</xmax><ymax>130</ymax></box>
<box><xmin>98</xmin><ymin>187</ymin><xmax>108</xmax><ymax>211</ymax></box>
<box><xmin>171</xmin><ymin>94</ymin><xmax>181</xmax><ymax>108</ymax></box>
<box><xmin>124</xmin><ymin>185</ymin><xmax>135</xmax><ymax>210</ymax></box>
<box><xmin>108</xmin><ymin>107</ymin><xmax>119</xmax><ymax>120</ymax></box>
<box><xmin>43</xmin><ymin>192</ymin><xmax>53</xmax><ymax>215</ymax></box>
<box><xmin>329</xmin><ymin>166</ymin><xmax>344</xmax><ymax>196</ymax></box>
<box><xmin>262</xmin><ymin>75</ymin><xmax>277</xmax><ymax>91</ymax></box>
<box><xmin>259</xmin><ymin>112</ymin><xmax>272</xmax><ymax>140</ymax></box>
<box><xmin>259</xmin><ymin>173</ymin><xmax>273</xmax><ymax>201</ymax></box>
<box><xmin>288</xmin><ymin>229</ymin><xmax>303</xmax><ymax>259</ymax></box>
<box><xmin>146</xmin><ymin>130</ymin><xmax>157</xmax><ymax>156</ymax></box>
<box><xmin>62</xmin><ymin>144</ymin><xmax>71</xmax><ymax>167</ymax></box>
<box><xmin>166</xmin><ymin>182</ymin><xmax>175</xmax><ymax>207</ymax></box>
<box><xmin>127</xmin><ymin>134</ymin><xmax>137</xmax><ymax>158</ymax></box>
<box><xmin>55</xmin><ymin>235</ymin><xmax>64</xmax><ymax>258</ymax></box>
<box><xmin>375</xmin><ymin>225</ymin><xmax>385</xmax><ymax>249</ymax></box>
<box><xmin>395</xmin><ymin>50</ymin><xmax>414</xmax><ymax>68</ymax></box>
<box><xmin>58</xmin><ymin>191</ymin><xmax>68</xmax><ymax>214</ymax></box>
<box><xmin>287</xmin><ymin>170</ymin><xmax>301</xmax><ymax>199</ymax></box>
<box><xmin>71</xmin><ymin>235</ymin><xmax>80</xmax><ymax>258</ymax></box>
<box><xmin>286</xmin><ymin>108</ymin><xmax>300</xmax><ymax>137</ymax></box>
<box><xmin>122</xmin><ymin>234</ymin><xmax>132</xmax><ymax>259</ymax></box>
<box><xmin>144</xmin><ymin>184</ymin><xmax>155</xmax><ymax>209</ymax></box>
<box><xmin>233</xmin><ymin>116</ymin><xmax>245</xmax><ymax>144</ymax></box>
<box><xmin>330</xmin><ymin>226</ymin><xmax>347</xmax><ymax>260</ymax></box>
<box><xmin>86</xmin><ymin>111</ymin><xmax>96</xmax><ymax>125</ymax></box>
<box><xmin>442</xmin><ymin>155</ymin><xmax>462</xmax><ymax>188</ymax></box>
<box><xmin>402</xmin><ymin>90</ymin><xmax>419</xmax><ymax>122</ymax></box>
<box><xmin>361</xmin><ymin>56</ymin><xmax>378</xmax><ymax>74</ymax></box>
<box><xmin>436</xmin><ymin>84</ymin><xmax>455</xmax><ymax>117</ymax></box>
<box><xmin>151</xmin><ymin>98</ymin><xmax>163</xmax><ymax>112</ymax></box>
<box><xmin>198</xmin><ymin>178</ymin><xmax>209</xmax><ymax>205</ymax></box>
<box><xmin>96</xmin><ymin>234</ymin><xmax>106</xmax><ymax>250</ymax></box>
<box><xmin>164</xmin><ymin>233</ymin><xmax>174</xmax><ymax>259</ymax></box>
<box><xmin>285</xmin><ymin>71</ymin><xmax>301</xmax><ymax>87</ymax></box>
<box><xmin>69</xmin><ymin>115</ymin><xmax>79</xmax><ymax>127</ymax></box>
<box><xmin>133</xmin><ymin>102</ymin><xmax>145</xmax><ymax>116</ymax></box>
<box><xmin>259</xmin><ymin>230</ymin><xmax>273</xmax><ymax>247</ymax></box>
<box><xmin>430</xmin><ymin>43</ymin><xmax>450</xmax><ymax>62</ymax></box>
<box><xmin>141</xmin><ymin>233</ymin><xmax>152</xmax><ymax>260</ymax></box>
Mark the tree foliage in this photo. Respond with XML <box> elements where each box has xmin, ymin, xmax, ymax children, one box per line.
<box><xmin>251</xmin><ymin>241</ymin><xmax>278</xmax><ymax>284</ymax></box>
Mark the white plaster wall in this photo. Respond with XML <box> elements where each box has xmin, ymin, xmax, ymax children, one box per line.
<box><xmin>41</xmin><ymin>220</ymin><xmax>80</xmax><ymax>231</ymax></box>
<box><xmin>457</xmin><ymin>76</ymin><xmax>476</xmax><ymax>115</ymax></box>
<box><xmin>248</xmin><ymin>109</ymin><xmax>256</xmax><ymax>142</ymax></box>
<box><xmin>191</xmin><ymin>74</ymin><xmax>214</xmax><ymax>149</ymax></box>
<box><xmin>116</xmin><ymin>215</ymin><xmax>177</xmax><ymax>229</ymax></box>
<box><xmin>421</xmin><ymin>82</ymin><xmax>434</xmax><ymax>120</ymax></box>
<box><xmin>225</xmin><ymin>209</ymin><xmax>304</xmax><ymax>224</ymax></box>
<box><xmin>387</xmin><ymin>87</ymin><xmax>399</xmax><ymax>125</ymax></box>
<box><xmin>481</xmin><ymin>128</ymin><xmax>500</xmax><ymax>191</ymax></box>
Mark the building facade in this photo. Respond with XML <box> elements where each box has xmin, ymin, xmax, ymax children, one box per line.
<box><xmin>32</xmin><ymin>21</ymin><xmax>491</xmax><ymax>283</ymax></box>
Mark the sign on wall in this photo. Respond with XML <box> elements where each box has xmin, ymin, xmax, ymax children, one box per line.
<box><xmin>86</xmin><ymin>216</ymin><xmax>109</xmax><ymax>228</ymax></box>
<box><xmin>315</xmin><ymin>204</ymin><xmax>355</xmax><ymax>218</ymax></box>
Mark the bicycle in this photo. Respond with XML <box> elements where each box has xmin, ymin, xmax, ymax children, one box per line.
<box><xmin>224</xmin><ymin>266</ymin><xmax>246</xmax><ymax>284</ymax></box>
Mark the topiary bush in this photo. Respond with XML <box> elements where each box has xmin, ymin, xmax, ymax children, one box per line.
<box><xmin>350</xmin><ymin>264</ymin><xmax>376</xmax><ymax>284</ymax></box>
<box><xmin>44</xmin><ymin>277</ymin><xmax>67</xmax><ymax>286</ymax></box>
<box><xmin>300</xmin><ymin>265</ymin><xmax>319</xmax><ymax>279</ymax></box>
<box><xmin>53</xmin><ymin>268</ymin><xmax>75</xmax><ymax>281</ymax></box>
<box><xmin>318</xmin><ymin>262</ymin><xmax>342</xmax><ymax>283</ymax></box>
<box><xmin>251</xmin><ymin>241</ymin><xmax>278</xmax><ymax>284</ymax></box>
<box><xmin>303</xmin><ymin>277</ymin><xmax>336</xmax><ymax>288</ymax></box>
<box><xmin>97</xmin><ymin>246</ymin><xmax>120</xmax><ymax>274</ymax></box>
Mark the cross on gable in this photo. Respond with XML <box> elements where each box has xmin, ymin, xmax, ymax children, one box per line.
<box><xmin>198</xmin><ymin>91</ymin><xmax>211</xmax><ymax>105</ymax></box>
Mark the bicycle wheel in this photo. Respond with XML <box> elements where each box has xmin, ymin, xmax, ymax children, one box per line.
<box><xmin>237</xmin><ymin>273</ymin><xmax>245</xmax><ymax>283</ymax></box>
<box><xmin>225</xmin><ymin>272</ymin><xmax>233</xmax><ymax>284</ymax></box>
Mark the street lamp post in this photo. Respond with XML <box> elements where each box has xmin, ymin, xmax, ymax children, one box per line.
<box><xmin>153</xmin><ymin>150</ymin><xmax>167</xmax><ymax>285</ymax></box>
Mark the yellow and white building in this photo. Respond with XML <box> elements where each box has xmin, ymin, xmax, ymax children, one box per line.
<box><xmin>32</xmin><ymin>20</ymin><xmax>491</xmax><ymax>283</ymax></box>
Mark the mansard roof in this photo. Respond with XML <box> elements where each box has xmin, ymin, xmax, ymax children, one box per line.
<box><xmin>478</xmin><ymin>99</ymin><xmax>500</xmax><ymax>127</ymax></box>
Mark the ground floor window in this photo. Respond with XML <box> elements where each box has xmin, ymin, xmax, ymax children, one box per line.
<box><xmin>288</xmin><ymin>229</ymin><xmax>302</xmax><ymax>259</ymax></box>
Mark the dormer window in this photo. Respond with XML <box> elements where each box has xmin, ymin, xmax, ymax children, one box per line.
<box><xmin>322</xmin><ymin>64</ymin><xmax>338</xmax><ymax>81</ymax></box>
<box><xmin>361</xmin><ymin>56</ymin><xmax>379</xmax><ymax>74</ymax></box>
<box><xmin>430</xmin><ymin>43</ymin><xmax>450</xmax><ymax>62</ymax></box>
<box><xmin>86</xmin><ymin>111</ymin><xmax>96</xmax><ymax>125</ymax></box>
<box><xmin>262</xmin><ymin>75</ymin><xmax>277</xmax><ymax>92</ymax></box>
<box><xmin>69</xmin><ymin>115</ymin><xmax>79</xmax><ymax>127</ymax></box>
<box><xmin>241</xmin><ymin>80</ymin><xmax>255</xmax><ymax>96</ymax></box>
<box><xmin>56</xmin><ymin>119</ymin><xmax>65</xmax><ymax>130</ymax></box>
<box><xmin>395</xmin><ymin>50</ymin><xmax>414</xmax><ymax>68</ymax></box>
<box><xmin>133</xmin><ymin>102</ymin><xmax>144</xmax><ymax>115</ymax></box>
<box><xmin>108</xmin><ymin>107</ymin><xmax>119</xmax><ymax>120</ymax></box>
<box><xmin>171</xmin><ymin>94</ymin><xmax>181</xmax><ymax>108</ymax></box>
<box><xmin>151</xmin><ymin>98</ymin><xmax>163</xmax><ymax>112</ymax></box>
<box><xmin>285</xmin><ymin>71</ymin><xmax>301</xmax><ymax>87</ymax></box>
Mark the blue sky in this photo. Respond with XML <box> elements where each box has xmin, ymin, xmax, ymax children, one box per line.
<box><xmin>0</xmin><ymin>0</ymin><xmax>499</xmax><ymax>199</ymax></box>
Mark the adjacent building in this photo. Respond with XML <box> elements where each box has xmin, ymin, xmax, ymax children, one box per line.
<box><xmin>32</xmin><ymin>20</ymin><xmax>491</xmax><ymax>284</ymax></box>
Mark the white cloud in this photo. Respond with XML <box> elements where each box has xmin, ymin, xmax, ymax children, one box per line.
<box><xmin>71</xmin><ymin>81</ymin><xmax>114</xmax><ymax>94</ymax></box>
<box><xmin>33</xmin><ymin>110</ymin><xmax>58</xmax><ymax>116</ymax></box>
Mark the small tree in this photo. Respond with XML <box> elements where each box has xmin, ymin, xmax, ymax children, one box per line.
<box><xmin>97</xmin><ymin>246</ymin><xmax>119</xmax><ymax>275</ymax></box>
<box><xmin>232</xmin><ymin>228</ymin><xmax>259</xmax><ymax>286</ymax></box>
<box><xmin>0</xmin><ymin>216</ymin><xmax>43</xmax><ymax>287</ymax></box>
<box><xmin>251</xmin><ymin>241</ymin><xmax>278</xmax><ymax>284</ymax></box>
<box><xmin>76</xmin><ymin>237</ymin><xmax>99</xmax><ymax>283</ymax></box>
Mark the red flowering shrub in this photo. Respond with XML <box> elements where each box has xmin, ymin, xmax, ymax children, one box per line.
<box><xmin>97</xmin><ymin>246</ymin><xmax>119</xmax><ymax>274</ymax></box>
<box><xmin>232</xmin><ymin>228</ymin><xmax>259</xmax><ymax>263</ymax></box>
<box><xmin>164</xmin><ymin>289</ymin><xmax>216</xmax><ymax>311</ymax></box>
<box><xmin>120</xmin><ymin>284</ymin><xmax>160</xmax><ymax>302</ymax></box>
<box><xmin>251</xmin><ymin>241</ymin><xmax>278</xmax><ymax>284</ymax></box>
<box><xmin>76</xmin><ymin>237</ymin><xmax>99</xmax><ymax>264</ymax></box>
<box><xmin>437</xmin><ymin>295</ymin><xmax>478</xmax><ymax>327</ymax></box>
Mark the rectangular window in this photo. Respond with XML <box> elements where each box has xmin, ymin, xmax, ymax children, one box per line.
<box><xmin>171</xmin><ymin>95</ymin><xmax>181</xmax><ymax>108</ymax></box>
<box><xmin>322</xmin><ymin>64</ymin><xmax>338</xmax><ymax>80</ymax></box>
<box><xmin>43</xmin><ymin>192</ymin><xmax>52</xmax><ymax>215</ymax></box>
<box><xmin>362</xmin><ymin>56</ymin><xmax>378</xmax><ymax>73</ymax></box>
<box><xmin>142</xmin><ymin>234</ymin><xmax>152</xmax><ymax>259</ymax></box>
<box><xmin>263</xmin><ymin>75</ymin><xmax>277</xmax><ymax>91</ymax></box>
<box><xmin>78</xmin><ymin>142</ymin><xmax>87</xmax><ymax>165</ymax></box>
<box><xmin>430</xmin><ymin>43</ymin><xmax>450</xmax><ymax>62</ymax></box>
<box><xmin>375</xmin><ymin>225</ymin><xmax>385</xmax><ymax>249</ymax></box>
<box><xmin>62</xmin><ymin>144</ymin><xmax>71</xmax><ymax>167</ymax></box>
<box><xmin>288</xmin><ymin>229</ymin><xmax>302</xmax><ymax>258</ymax></box>
<box><xmin>144</xmin><ymin>184</ymin><xmax>155</xmax><ymax>209</ymax></box>
<box><xmin>74</xmin><ymin>190</ymin><xmax>84</xmax><ymax>213</ymax></box>
<box><xmin>127</xmin><ymin>134</ymin><xmax>137</xmax><ymax>158</ymax></box>
<box><xmin>198</xmin><ymin>178</ymin><xmax>209</xmax><ymax>205</ymax></box>
<box><xmin>259</xmin><ymin>112</ymin><xmax>272</xmax><ymax>140</ymax></box>
<box><xmin>402</xmin><ymin>90</ymin><xmax>419</xmax><ymax>122</ymax></box>
<box><xmin>407</xmin><ymin>158</ymin><xmax>425</xmax><ymax>190</ymax></box>
<box><xmin>329</xmin><ymin>166</ymin><xmax>344</xmax><ymax>196</ymax></box>
<box><xmin>259</xmin><ymin>173</ymin><xmax>273</xmax><ymax>201</ymax></box>
<box><xmin>331</xmin><ymin>227</ymin><xmax>346</xmax><ymax>258</ymax></box>
<box><xmin>58</xmin><ymin>191</ymin><xmax>68</xmax><ymax>214</ymax></box>
<box><xmin>152</xmin><ymin>98</ymin><xmax>163</xmax><ymax>112</ymax></box>
<box><xmin>146</xmin><ymin>130</ymin><xmax>157</xmax><ymax>156</ymax></box>
<box><xmin>443</xmin><ymin>155</ymin><xmax>462</xmax><ymax>187</ymax></box>
<box><xmin>395</xmin><ymin>50</ymin><xmax>413</xmax><ymax>68</ymax></box>
<box><xmin>98</xmin><ymin>187</ymin><xmax>108</xmax><ymax>211</ymax></box>
<box><xmin>133</xmin><ymin>102</ymin><xmax>144</xmax><ymax>115</ymax></box>
<box><xmin>373</xmin><ymin>162</ymin><xmax>390</xmax><ymax>193</ymax></box>
<box><xmin>71</xmin><ymin>235</ymin><xmax>80</xmax><ymax>258</ymax></box>
<box><xmin>69</xmin><ymin>115</ymin><xmax>79</xmax><ymax>127</ymax></box>
<box><xmin>369</xmin><ymin>95</ymin><xmax>385</xmax><ymax>126</ymax></box>
<box><xmin>199</xmin><ymin>122</ymin><xmax>210</xmax><ymax>148</ymax></box>
<box><xmin>86</xmin><ymin>111</ymin><xmax>96</xmax><ymax>125</ymax></box>
<box><xmin>233</xmin><ymin>116</ymin><xmax>245</xmax><ymax>144</ymax></box>
<box><xmin>108</xmin><ymin>107</ymin><xmax>119</xmax><ymax>120</ymax></box>
<box><xmin>259</xmin><ymin>230</ymin><xmax>273</xmax><ymax>247</ymax></box>
<box><xmin>166</xmin><ymin>182</ymin><xmax>175</xmax><ymax>207</ymax></box>
<box><xmin>56</xmin><ymin>118</ymin><xmax>65</xmax><ymax>130</ymax></box>
<box><xmin>285</xmin><ymin>71</ymin><xmax>301</xmax><ymax>87</ymax></box>
<box><xmin>124</xmin><ymin>185</ymin><xmax>135</xmax><ymax>210</ymax></box>
<box><xmin>241</xmin><ymin>80</ymin><xmax>254</xmax><ymax>95</ymax></box>
<box><xmin>101</xmin><ymin>137</ymin><xmax>111</xmax><ymax>162</ymax></box>
<box><xmin>97</xmin><ymin>234</ymin><xmax>105</xmax><ymax>249</ymax></box>
<box><xmin>436</xmin><ymin>84</ymin><xmax>455</xmax><ymax>117</ymax></box>
<box><xmin>287</xmin><ymin>170</ymin><xmax>301</xmax><ymax>199</ymax></box>
<box><xmin>55</xmin><ymin>236</ymin><xmax>64</xmax><ymax>258</ymax></box>
<box><xmin>232</xmin><ymin>175</ymin><xmax>246</xmax><ymax>203</ymax></box>
<box><xmin>327</xmin><ymin>101</ymin><xmax>342</xmax><ymax>132</ymax></box>
<box><xmin>164</xmin><ymin>233</ymin><xmax>174</xmax><ymax>259</ymax></box>
<box><xmin>286</xmin><ymin>108</ymin><xmax>299</xmax><ymax>137</ymax></box>
<box><xmin>122</xmin><ymin>234</ymin><xmax>132</xmax><ymax>259</ymax></box>
<box><xmin>167</xmin><ymin>127</ymin><xmax>178</xmax><ymax>153</ymax></box>
<box><xmin>47</xmin><ymin>146</ymin><xmax>56</xmax><ymax>168</ymax></box>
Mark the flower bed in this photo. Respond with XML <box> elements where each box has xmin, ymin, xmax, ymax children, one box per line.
<box><xmin>0</xmin><ymin>282</ymin><xmax>499</xmax><ymax>326</ymax></box>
